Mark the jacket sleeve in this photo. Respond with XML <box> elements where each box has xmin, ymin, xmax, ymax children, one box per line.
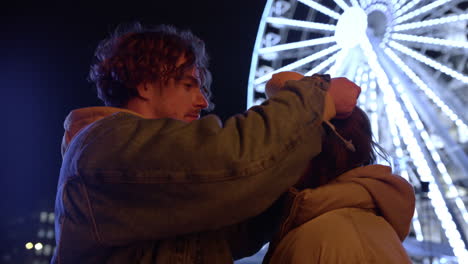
<box><xmin>58</xmin><ymin>76</ymin><xmax>328</xmax><ymax>246</ymax></box>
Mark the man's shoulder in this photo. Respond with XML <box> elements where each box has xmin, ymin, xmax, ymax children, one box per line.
<box><xmin>72</xmin><ymin>111</ymin><xmax>141</xmax><ymax>147</ymax></box>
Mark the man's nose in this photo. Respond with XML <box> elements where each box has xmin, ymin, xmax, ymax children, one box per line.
<box><xmin>194</xmin><ymin>89</ymin><xmax>209</xmax><ymax>109</ymax></box>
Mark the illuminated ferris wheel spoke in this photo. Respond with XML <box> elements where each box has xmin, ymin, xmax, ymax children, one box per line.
<box><xmin>394</xmin><ymin>82</ymin><xmax>468</xmax><ymax>225</ymax></box>
<box><xmin>254</xmin><ymin>45</ymin><xmax>340</xmax><ymax>85</ymax></box>
<box><xmin>392</xmin><ymin>0</ymin><xmax>409</xmax><ymax>11</ymax></box>
<box><xmin>384</xmin><ymin>47</ymin><xmax>468</xmax><ymax>130</ymax></box>
<box><xmin>391</xmin><ymin>33</ymin><xmax>468</xmax><ymax>49</ymax></box>
<box><xmin>364</xmin><ymin>73</ymin><xmax>380</xmax><ymax>142</ymax></box>
<box><xmin>333</xmin><ymin>0</ymin><xmax>349</xmax><ymax>10</ymax></box>
<box><xmin>388</xmin><ymin>41</ymin><xmax>468</xmax><ymax>83</ymax></box>
<box><xmin>305</xmin><ymin>51</ymin><xmax>340</xmax><ymax>75</ymax></box>
<box><xmin>393</xmin><ymin>13</ymin><xmax>468</xmax><ymax>32</ymax></box>
<box><xmin>394</xmin><ymin>0</ymin><xmax>423</xmax><ymax>18</ymax></box>
<box><xmin>394</xmin><ymin>0</ymin><xmax>457</xmax><ymax>24</ymax></box>
<box><xmin>297</xmin><ymin>0</ymin><xmax>341</xmax><ymax>20</ymax></box>
<box><xmin>265</xmin><ymin>17</ymin><xmax>336</xmax><ymax>31</ymax></box>
<box><xmin>412</xmin><ymin>210</ymin><xmax>425</xmax><ymax>241</ymax></box>
<box><xmin>350</xmin><ymin>0</ymin><xmax>360</xmax><ymax>8</ymax></box>
<box><xmin>258</xmin><ymin>36</ymin><xmax>336</xmax><ymax>54</ymax></box>
<box><xmin>327</xmin><ymin>48</ymin><xmax>352</xmax><ymax>76</ymax></box>
<box><xmin>394</xmin><ymin>0</ymin><xmax>409</xmax><ymax>6</ymax></box>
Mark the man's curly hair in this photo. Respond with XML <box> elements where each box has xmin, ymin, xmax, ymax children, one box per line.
<box><xmin>89</xmin><ymin>22</ymin><xmax>213</xmax><ymax>109</ymax></box>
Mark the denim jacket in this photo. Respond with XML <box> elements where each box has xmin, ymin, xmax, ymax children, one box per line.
<box><xmin>51</xmin><ymin>76</ymin><xmax>329</xmax><ymax>263</ymax></box>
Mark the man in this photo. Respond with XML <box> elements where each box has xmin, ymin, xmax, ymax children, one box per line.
<box><xmin>52</xmin><ymin>22</ymin><xmax>359</xmax><ymax>263</ymax></box>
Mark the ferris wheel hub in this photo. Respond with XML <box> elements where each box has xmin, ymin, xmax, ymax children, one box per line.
<box><xmin>334</xmin><ymin>7</ymin><xmax>368</xmax><ymax>50</ymax></box>
<box><xmin>368</xmin><ymin>10</ymin><xmax>388</xmax><ymax>40</ymax></box>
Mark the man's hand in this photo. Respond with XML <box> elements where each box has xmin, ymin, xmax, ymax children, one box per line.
<box><xmin>265</xmin><ymin>71</ymin><xmax>304</xmax><ymax>98</ymax></box>
<box><xmin>265</xmin><ymin>72</ymin><xmax>361</xmax><ymax>121</ymax></box>
<box><xmin>328</xmin><ymin>77</ymin><xmax>361</xmax><ymax>119</ymax></box>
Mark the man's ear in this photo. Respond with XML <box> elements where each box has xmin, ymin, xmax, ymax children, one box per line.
<box><xmin>136</xmin><ymin>82</ymin><xmax>153</xmax><ymax>100</ymax></box>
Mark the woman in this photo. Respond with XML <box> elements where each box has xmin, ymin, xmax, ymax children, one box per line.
<box><xmin>263</xmin><ymin>73</ymin><xmax>415</xmax><ymax>264</ymax></box>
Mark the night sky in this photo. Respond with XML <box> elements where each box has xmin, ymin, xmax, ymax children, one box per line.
<box><xmin>0</xmin><ymin>0</ymin><xmax>267</xmax><ymax>257</ymax></box>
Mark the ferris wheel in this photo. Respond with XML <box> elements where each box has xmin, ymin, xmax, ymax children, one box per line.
<box><xmin>246</xmin><ymin>0</ymin><xmax>468</xmax><ymax>263</ymax></box>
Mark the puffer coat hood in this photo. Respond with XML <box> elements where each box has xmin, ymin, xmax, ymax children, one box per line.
<box><xmin>264</xmin><ymin>165</ymin><xmax>415</xmax><ymax>264</ymax></box>
<box><xmin>280</xmin><ymin>165</ymin><xmax>415</xmax><ymax>241</ymax></box>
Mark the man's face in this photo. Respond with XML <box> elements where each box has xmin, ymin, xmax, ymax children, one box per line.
<box><xmin>150</xmin><ymin>66</ymin><xmax>209</xmax><ymax>122</ymax></box>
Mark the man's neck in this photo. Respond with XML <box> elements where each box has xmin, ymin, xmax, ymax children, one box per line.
<box><xmin>125</xmin><ymin>98</ymin><xmax>154</xmax><ymax>119</ymax></box>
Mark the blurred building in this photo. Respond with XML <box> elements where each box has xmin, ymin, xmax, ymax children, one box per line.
<box><xmin>1</xmin><ymin>210</ymin><xmax>55</xmax><ymax>264</ymax></box>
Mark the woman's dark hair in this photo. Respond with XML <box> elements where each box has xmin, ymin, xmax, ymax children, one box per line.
<box><xmin>88</xmin><ymin>22</ymin><xmax>213</xmax><ymax>108</ymax></box>
<box><xmin>296</xmin><ymin>106</ymin><xmax>388</xmax><ymax>189</ymax></box>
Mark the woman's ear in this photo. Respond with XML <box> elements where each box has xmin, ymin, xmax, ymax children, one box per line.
<box><xmin>136</xmin><ymin>82</ymin><xmax>154</xmax><ymax>100</ymax></box>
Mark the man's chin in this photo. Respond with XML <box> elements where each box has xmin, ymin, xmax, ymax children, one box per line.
<box><xmin>184</xmin><ymin>115</ymin><xmax>199</xmax><ymax>122</ymax></box>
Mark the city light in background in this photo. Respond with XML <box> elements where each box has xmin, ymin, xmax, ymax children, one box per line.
<box><xmin>20</xmin><ymin>212</ymin><xmax>55</xmax><ymax>264</ymax></box>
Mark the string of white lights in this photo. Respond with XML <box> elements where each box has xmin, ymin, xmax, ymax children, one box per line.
<box><xmin>394</xmin><ymin>0</ymin><xmax>423</xmax><ymax>18</ymax></box>
<box><xmin>388</xmin><ymin>41</ymin><xmax>468</xmax><ymax>83</ymax></box>
<box><xmin>258</xmin><ymin>36</ymin><xmax>336</xmax><ymax>54</ymax></box>
<box><xmin>395</xmin><ymin>0</ymin><xmax>455</xmax><ymax>24</ymax></box>
<box><xmin>412</xmin><ymin>210</ymin><xmax>425</xmax><ymax>241</ymax></box>
<box><xmin>394</xmin><ymin>79</ymin><xmax>468</xmax><ymax>225</ymax></box>
<box><xmin>391</xmin><ymin>33</ymin><xmax>468</xmax><ymax>49</ymax></box>
<box><xmin>355</xmin><ymin>44</ymin><xmax>383</xmax><ymax>148</ymax></box>
<box><xmin>297</xmin><ymin>0</ymin><xmax>341</xmax><ymax>20</ymax></box>
<box><xmin>367</xmin><ymin>73</ymin><xmax>380</xmax><ymax>143</ymax></box>
<box><xmin>391</xmin><ymin>0</ymin><xmax>406</xmax><ymax>12</ymax></box>
<box><xmin>366</xmin><ymin>3</ymin><xmax>388</xmax><ymax>14</ymax></box>
<box><xmin>355</xmin><ymin>68</ymin><xmax>377</xmax><ymax>144</ymax></box>
<box><xmin>356</xmin><ymin>67</ymin><xmax>369</xmax><ymax>107</ymax></box>
<box><xmin>384</xmin><ymin>114</ymin><xmax>424</xmax><ymax>240</ymax></box>
<box><xmin>397</xmin><ymin>102</ymin><xmax>468</xmax><ymax>254</ymax></box>
<box><xmin>305</xmin><ymin>51</ymin><xmax>340</xmax><ymax>75</ymax></box>
<box><xmin>357</xmin><ymin>63</ymin><xmax>426</xmax><ymax>241</ymax></box>
<box><xmin>360</xmin><ymin>36</ymin><xmax>468</xmax><ymax>262</ymax></box>
<box><xmin>354</xmin><ymin>67</ymin><xmax>365</xmax><ymax>99</ymax></box>
<box><xmin>266</xmin><ymin>17</ymin><xmax>336</xmax><ymax>31</ymax></box>
<box><xmin>254</xmin><ymin>45</ymin><xmax>341</xmax><ymax>85</ymax></box>
<box><xmin>394</xmin><ymin>0</ymin><xmax>409</xmax><ymax>7</ymax></box>
<box><xmin>358</xmin><ymin>48</ymin><xmax>426</xmax><ymax>242</ymax></box>
<box><xmin>383</xmin><ymin>76</ymin><xmax>425</xmax><ymax>241</ymax></box>
<box><xmin>355</xmin><ymin>67</ymin><xmax>367</xmax><ymax>108</ymax></box>
<box><xmin>384</xmin><ymin>47</ymin><xmax>468</xmax><ymax>132</ymax></box>
<box><xmin>393</xmin><ymin>13</ymin><xmax>468</xmax><ymax>31</ymax></box>
<box><xmin>333</xmin><ymin>0</ymin><xmax>349</xmax><ymax>10</ymax></box>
